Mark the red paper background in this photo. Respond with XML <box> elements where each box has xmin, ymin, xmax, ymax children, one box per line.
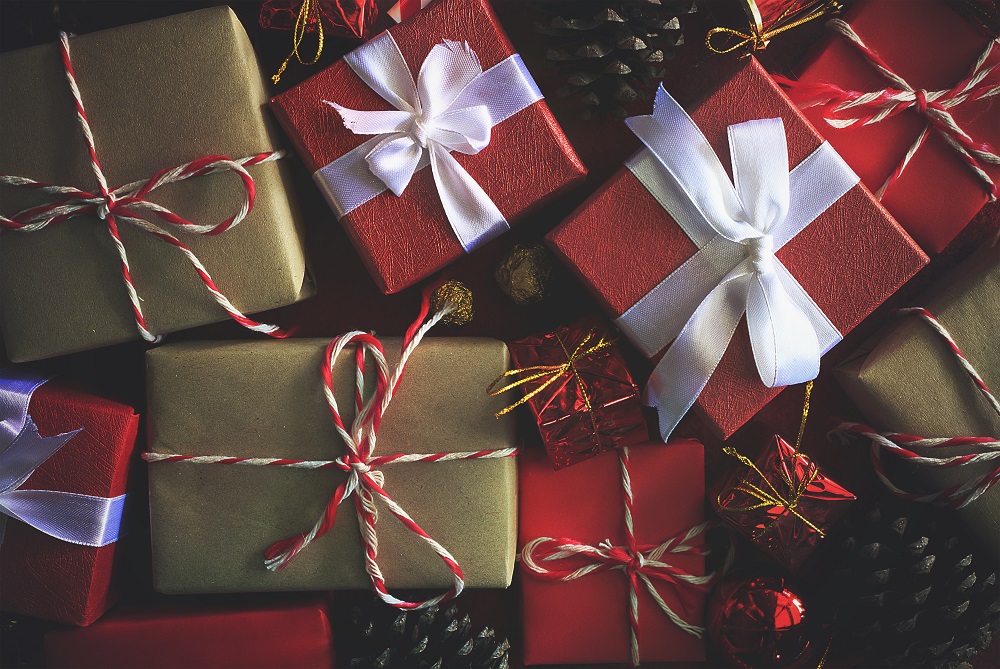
<box><xmin>547</xmin><ymin>58</ymin><xmax>928</xmax><ymax>439</ymax></box>
<box><xmin>793</xmin><ymin>0</ymin><xmax>1000</xmax><ymax>254</ymax></box>
<box><xmin>518</xmin><ymin>440</ymin><xmax>706</xmax><ymax>665</ymax></box>
<box><xmin>0</xmin><ymin>383</ymin><xmax>140</xmax><ymax>626</ymax></box>
<box><xmin>270</xmin><ymin>0</ymin><xmax>587</xmax><ymax>294</ymax></box>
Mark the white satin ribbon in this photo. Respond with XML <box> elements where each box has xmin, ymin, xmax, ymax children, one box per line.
<box><xmin>616</xmin><ymin>86</ymin><xmax>859</xmax><ymax>440</ymax></box>
<box><xmin>0</xmin><ymin>368</ymin><xmax>126</xmax><ymax>547</ymax></box>
<box><xmin>314</xmin><ymin>31</ymin><xmax>544</xmax><ymax>252</ymax></box>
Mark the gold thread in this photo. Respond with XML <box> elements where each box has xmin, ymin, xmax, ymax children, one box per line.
<box><xmin>272</xmin><ymin>0</ymin><xmax>325</xmax><ymax>85</ymax></box>
<box><xmin>706</xmin><ymin>2</ymin><xmax>837</xmax><ymax>55</ymax></box>
<box><xmin>795</xmin><ymin>379</ymin><xmax>813</xmax><ymax>451</ymax></box>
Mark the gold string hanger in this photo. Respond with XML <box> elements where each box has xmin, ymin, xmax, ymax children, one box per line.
<box><xmin>706</xmin><ymin>0</ymin><xmax>842</xmax><ymax>55</ymax></box>
<box><xmin>273</xmin><ymin>0</ymin><xmax>325</xmax><ymax>84</ymax></box>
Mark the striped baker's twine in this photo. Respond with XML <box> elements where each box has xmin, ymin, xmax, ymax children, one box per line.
<box><xmin>520</xmin><ymin>448</ymin><xmax>715</xmax><ymax>667</ymax></box>
<box><xmin>832</xmin><ymin>308</ymin><xmax>1000</xmax><ymax>509</ymax></box>
<box><xmin>144</xmin><ymin>283</ymin><xmax>518</xmax><ymax>610</ymax></box>
<box><xmin>0</xmin><ymin>32</ymin><xmax>288</xmax><ymax>342</ymax></box>
<box><xmin>775</xmin><ymin>20</ymin><xmax>1000</xmax><ymax>201</ymax></box>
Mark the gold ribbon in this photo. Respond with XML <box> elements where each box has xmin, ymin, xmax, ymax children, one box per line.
<box><xmin>272</xmin><ymin>0</ymin><xmax>325</xmax><ymax>84</ymax></box>
<box><xmin>487</xmin><ymin>329</ymin><xmax>614</xmax><ymax>423</ymax></box>
<box><xmin>706</xmin><ymin>0</ymin><xmax>840</xmax><ymax>55</ymax></box>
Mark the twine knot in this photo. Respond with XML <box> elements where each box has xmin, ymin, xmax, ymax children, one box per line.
<box><xmin>95</xmin><ymin>194</ymin><xmax>116</xmax><ymax>220</ymax></box>
<box><xmin>914</xmin><ymin>89</ymin><xmax>930</xmax><ymax>116</ymax></box>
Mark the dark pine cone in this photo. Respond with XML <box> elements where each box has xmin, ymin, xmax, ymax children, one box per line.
<box><xmin>817</xmin><ymin>495</ymin><xmax>1000</xmax><ymax>669</ymax></box>
<box><xmin>533</xmin><ymin>0</ymin><xmax>696</xmax><ymax>119</ymax></box>
<box><xmin>348</xmin><ymin>599</ymin><xmax>509</xmax><ymax>669</ymax></box>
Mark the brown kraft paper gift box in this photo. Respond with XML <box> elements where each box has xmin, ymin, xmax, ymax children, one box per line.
<box><xmin>0</xmin><ymin>7</ymin><xmax>312</xmax><ymax>363</ymax></box>
<box><xmin>834</xmin><ymin>239</ymin><xmax>1000</xmax><ymax>562</ymax></box>
<box><xmin>146</xmin><ymin>337</ymin><xmax>517</xmax><ymax>593</ymax></box>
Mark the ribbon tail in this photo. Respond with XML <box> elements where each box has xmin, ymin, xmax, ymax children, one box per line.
<box><xmin>746</xmin><ymin>271</ymin><xmax>821</xmax><ymax>388</ymax></box>
<box><xmin>428</xmin><ymin>144</ymin><xmax>508</xmax><ymax>252</ymax></box>
<box><xmin>0</xmin><ymin>489</ymin><xmax>126</xmax><ymax>547</ymax></box>
<box><xmin>645</xmin><ymin>272</ymin><xmax>750</xmax><ymax>440</ymax></box>
<box><xmin>0</xmin><ymin>422</ymin><xmax>81</xmax><ymax>493</ymax></box>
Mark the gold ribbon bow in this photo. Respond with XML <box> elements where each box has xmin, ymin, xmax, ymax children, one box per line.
<box><xmin>706</xmin><ymin>0</ymin><xmax>841</xmax><ymax>55</ymax></box>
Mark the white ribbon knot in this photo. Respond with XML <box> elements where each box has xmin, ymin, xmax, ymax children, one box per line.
<box><xmin>617</xmin><ymin>86</ymin><xmax>859</xmax><ymax>440</ymax></box>
<box><xmin>314</xmin><ymin>32</ymin><xmax>544</xmax><ymax>253</ymax></box>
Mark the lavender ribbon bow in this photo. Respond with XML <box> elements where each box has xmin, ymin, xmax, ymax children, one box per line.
<box><xmin>0</xmin><ymin>368</ymin><xmax>125</xmax><ymax>547</ymax></box>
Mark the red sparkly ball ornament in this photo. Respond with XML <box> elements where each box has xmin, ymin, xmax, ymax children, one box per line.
<box><xmin>708</xmin><ymin>573</ymin><xmax>814</xmax><ymax>669</ymax></box>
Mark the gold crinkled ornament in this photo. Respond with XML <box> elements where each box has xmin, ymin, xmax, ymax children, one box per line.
<box><xmin>431</xmin><ymin>280</ymin><xmax>474</xmax><ymax>326</ymax></box>
<box><xmin>495</xmin><ymin>243</ymin><xmax>552</xmax><ymax>306</ymax></box>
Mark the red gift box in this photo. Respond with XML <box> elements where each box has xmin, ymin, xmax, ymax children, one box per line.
<box><xmin>518</xmin><ymin>441</ymin><xmax>707</xmax><ymax>665</ymax></box>
<box><xmin>44</xmin><ymin>599</ymin><xmax>335</xmax><ymax>669</ymax></box>
<box><xmin>787</xmin><ymin>0</ymin><xmax>1000</xmax><ymax>254</ymax></box>
<box><xmin>546</xmin><ymin>59</ymin><xmax>928</xmax><ymax>440</ymax></box>
<box><xmin>0</xmin><ymin>380</ymin><xmax>139</xmax><ymax>626</ymax></box>
<box><xmin>497</xmin><ymin>319</ymin><xmax>647</xmax><ymax>469</ymax></box>
<box><xmin>270</xmin><ymin>0</ymin><xmax>587</xmax><ymax>295</ymax></box>
<box><xmin>713</xmin><ymin>436</ymin><xmax>856</xmax><ymax>572</ymax></box>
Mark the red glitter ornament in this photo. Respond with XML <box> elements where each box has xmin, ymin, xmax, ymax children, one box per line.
<box><xmin>708</xmin><ymin>573</ymin><xmax>814</xmax><ymax>669</ymax></box>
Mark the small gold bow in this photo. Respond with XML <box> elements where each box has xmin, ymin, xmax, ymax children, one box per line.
<box><xmin>706</xmin><ymin>0</ymin><xmax>840</xmax><ymax>55</ymax></box>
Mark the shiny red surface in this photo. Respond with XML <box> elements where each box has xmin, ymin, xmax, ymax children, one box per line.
<box><xmin>260</xmin><ymin>0</ymin><xmax>378</xmax><ymax>39</ymax></box>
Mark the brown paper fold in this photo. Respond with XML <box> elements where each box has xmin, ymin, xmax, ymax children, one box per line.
<box><xmin>0</xmin><ymin>7</ymin><xmax>312</xmax><ymax>362</ymax></box>
<box><xmin>147</xmin><ymin>337</ymin><xmax>518</xmax><ymax>594</ymax></box>
<box><xmin>834</xmin><ymin>240</ymin><xmax>1000</xmax><ymax>560</ymax></box>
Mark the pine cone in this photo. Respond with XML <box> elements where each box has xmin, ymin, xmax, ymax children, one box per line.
<box><xmin>348</xmin><ymin>599</ymin><xmax>510</xmax><ymax>669</ymax></box>
<box><xmin>533</xmin><ymin>0</ymin><xmax>695</xmax><ymax>119</ymax></box>
<box><xmin>818</xmin><ymin>496</ymin><xmax>1000</xmax><ymax>669</ymax></box>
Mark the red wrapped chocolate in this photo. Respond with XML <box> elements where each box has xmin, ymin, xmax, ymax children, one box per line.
<box><xmin>0</xmin><ymin>369</ymin><xmax>139</xmax><ymax>626</ymax></box>
<box><xmin>547</xmin><ymin>59</ymin><xmax>927</xmax><ymax>440</ymax></box>
<box><xmin>489</xmin><ymin>320</ymin><xmax>647</xmax><ymax>469</ymax></box>
<box><xmin>270</xmin><ymin>0</ymin><xmax>587</xmax><ymax>294</ymax></box>
<box><xmin>780</xmin><ymin>0</ymin><xmax>1000</xmax><ymax>253</ymax></box>
<box><xmin>519</xmin><ymin>441</ymin><xmax>709</xmax><ymax>665</ymax></box>
<box><xmin>44</xmin><ymin>599</ymin><xmax>335</xmax><ymax>669</ymax></box>
<box><xmin>713</xmin><ymin>436</ymin><xmax>856</xmax><ymax>572</ymax></box>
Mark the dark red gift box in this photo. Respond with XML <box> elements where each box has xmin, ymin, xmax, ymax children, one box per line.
<box><xmin>499</xmin><ymin>319</ymin><xmax>647</xmax><ymax>470</ymax></box>
<box><xmin>788</xmin><ymin>0</ymin><xmax>1000</xmax><ymax>254</ymax></box>
<box><xmin>0</xmin><ymin>382</ymin><xmax>139</xmax><ymax>626</ymax></box>
<box><xmin>713</xmin><ymin>435</ymin><xmax>856</xmax><ymax>572</ymax></box>
<box><xmin>44</xmin><ymin>599</ymin><xmax>335</xmax><ymax>669</ymax></box>
<box><xmin>518</xmin><ymin>440</ymin><xmax>706</xmax><ymax>665</ymax></box>
<box><xmin>546</xmin><ymin>58</ymin><xmax>928</xmax><ymax>439</ymax></box>
<box><xmin>270</xmin><ymin>0</ymin><xmax>587</xmax><ymax>294</ymax></box>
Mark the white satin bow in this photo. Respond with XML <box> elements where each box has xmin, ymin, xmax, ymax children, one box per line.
<box><xmin>320</xmin><ymin>33</ymin><xmax>543</xmax><ymax>252</ymax></box>
<box><xmin>617</xmin><ymin>86</ymin><xmax>858</xmax><ymax>440</ymax></box>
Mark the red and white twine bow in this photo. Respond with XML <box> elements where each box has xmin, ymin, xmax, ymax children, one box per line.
<box><xmin>520</xmin><ymin>448</ymin><xmax>713</xmax><ymax>667</ymax></box>
<box><xmin>776</xmin><ymin>20</ymin><xmax>1000</xmax><ymax>201</ymax></box>
<box><xmin>0</xmin><ymin>32</ymin><xmax>288</xmax><ymax>342</ymax></box>
<box><xmin>833</xmin><ymin>308</ymin><xmax>1000</xmax><ymax>509</ymax></box>
<box><xmin>143</xmin><ymin>284</ymin><xmax>517</xmax><ymax>610</ymax></box>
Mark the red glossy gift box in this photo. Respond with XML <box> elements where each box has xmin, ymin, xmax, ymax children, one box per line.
<box><xmin>519</xmin><ymin>440</ymin><xmax>706</xmax><ymax>665</ymax></box>
<box><xmin>789</xmin><ymin>0</ymin><xmax>1000</xmax><ymax>254</ymax></box>
<box><xmin>44</xmin><ymin>599</ymin><xmax>335</xmax><ymax>669</ymax></box>
<box><xmin>0</xmin><ymin>382</ymin><xmax>139</xmax><ymax>626</ymax></box>
<box><xmin>501</xmin><ymin>319</ymin><xmax>647</xmax><ymax>469</ymax></box>
<box><xmin>271</xmin><ymin>0</ymin><xmax>587</xmax><ymax>294</ymax></box>
<box><xmin>546</xmin><ymin>58</ymin><xmax>928</xmax><ymax>439</ymax></box>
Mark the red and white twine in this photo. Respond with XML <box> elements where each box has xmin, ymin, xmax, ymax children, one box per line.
<box><xmin>520</xmin><ymin>448</ymin><xmax>714</xmax><ymax>667</ymax></box>
<box><xmin>776</xmin><ymin>20</ymin><xmax>1000</xmax><ymax>201</ymax></box>
<box><xmin>143</xmin><ymin>284</ymin><xmax>517</xmax><ymax>610</ymax></box>
<box><xmin>0</xmin><ymin>32</ymin><xmax>288</xmax><ymax>342</ymax></box>
<box><xmin>833</xmin><ymin>308</ymin><xmax>1000</xmax><ymax>509</ymax></box>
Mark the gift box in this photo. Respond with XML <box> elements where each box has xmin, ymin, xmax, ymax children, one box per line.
<box><xmin>713</xmin><ymin>436</ymin><xmax>856</xmax><ymax>572</ymax></box>
<box><xmin>0</xmin><ymin>371</ymin><xmax>140</xmax><ymax>626</ymax></box>
<box><xmin>44</xmin><ymin>599</ymin><xmax>335</xmax><ymax>669</ymax></box>
<box><xmin>0</xmin><ymin>7</ymin><xmax>313</xmax><ymax>363</ymax></box>
<box><xmin>494</xmin><ymin>319</ymin><xmax>647</xmax><ymax>469</ymax></box>
<box><xmin>270</xmin><ymin>0</ymin><xmax>587</xmax><ymax>295</ymax></box>
<box><xmin>146</xmin><ymin>337</ymin><xmax>517</xmax><ymax>594</ymax></box>
<box><xmin>519</xmin><ymin>441</ymin><xmax>707</xmax><ymax>665</ymax></box>
<box><xmin>834</xmin><ymin>238</ymin><xmax>1000</xmax><ymax>561</ymax></box>
<box><xmin>786</xmin><ymin>0</ymin><xmax>1000</xmax><ymax>254</ymax></box>
<box><xmin>547</xmin><ymin>59</ymin><xmax>928</xmax><ymax>440</ymax></box>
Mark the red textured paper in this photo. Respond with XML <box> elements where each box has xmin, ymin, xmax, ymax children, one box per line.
<box><xmin>713</xmin><ymin>435</ymin><xmax>856</xmax><ymax>572</ymax></box>
<box><xmin>507</xmin><ymin>319</ymin><xmax>647</xmax><ymax>469</ymax></box>
<box><xmin>519</xmin><ymin>440</ymin><xmax>706</xmax><ymax>665</ymax></box>
<box><xmin>44</xmin><ymin>599</ymin><xmax>335</xmax><ymax>669</ymax></box>
<box><xmin>792</xmin><ymin>0</ymin><xmax>1000</xmax><ymax>254</ymax></box>
<box><xmin>0</xmin><ymin>383</ymin><xmax>139</xmax><ymax>626</ymax></box>
<box><xmin>270</xmin><ymin>0</ymin><xmax>587</xmax><ymax>294</ymax></box>
<box><xmin>546</xmin><ymin>58</ymin><xmax>928</xmax><ymax>439</ymax></box>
